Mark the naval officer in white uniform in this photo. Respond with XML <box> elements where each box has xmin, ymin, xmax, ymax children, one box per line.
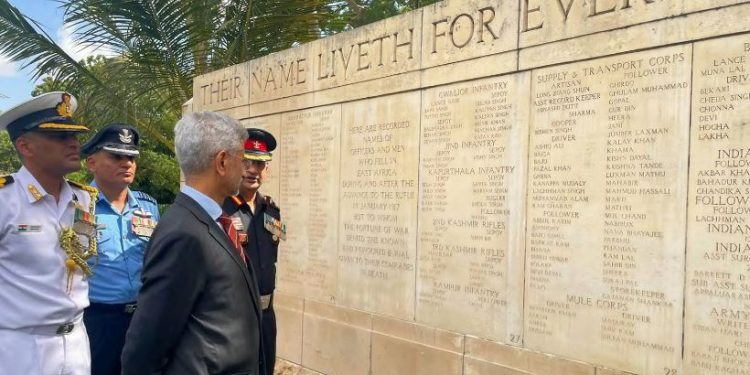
<box><xmin>0</xmin><ymin>92</ymin><xmax>98</xmax><ymax>374</ymax></box>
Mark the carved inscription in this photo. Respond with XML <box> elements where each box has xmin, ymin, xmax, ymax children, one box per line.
<box><xmin>520</xmin><ymin>0</ymin><xmax>681</xmax><ymax>47</ymax></box>
<box><xmin>421</xmin><ymin>0</ymin><xmax>518</xmax><ymax>70</ymax></box>
<box><xmin>685</xmin><ymin>35</ymin><xmax>750</xmax><ymax>375</ymax></box>
<box><xmin>277</xmin><ymin>107</ymin><xmax>341</xmax><ymax>302</ymax></box>
<box><xmin>525</xmin><ymin>46</ymin><xmax>690</xmax><ymax>374</ymax></box>
<box><xmin>417</xmin><ymin>74</ymin><xmax>529</xmax><ymax>343</ymax></box>
<box><xmin>338</xmin><ymin>92</ymin><xmax>420</xmax><ymax>319</ymax></box>
<box><xmin>193</xmin><ymin>63</ymin><xmax>250</xmax><ymax>111</ymax></box>
<box><xmin>199</xmin><ymin>76</ymin><xmax>243</xmax><ymax>105</ymax></box>
<box><xmin>252</xmin><ymin>13</ymin><xmax>419</xmax><ymax>96</ymax></box>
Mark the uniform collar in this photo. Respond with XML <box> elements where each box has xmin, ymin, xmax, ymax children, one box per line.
<box><xmin>236</xmin><ymin>192</ymin><xmax>266</xmax><ymax>213</ymax></box>
<box><xmin>244</xmin><ymin>192</ymin><xmax>264</xmax><ymax>208</ymax></box>
<box><xmin>90</xmin><ymin>180</ymin><xmax>138</xmax><ymax>210</ymax></box>
<box><xmin>16</xmin><ymin>165</ymin><xmax>74</xmax><ymax>204</ymax></box>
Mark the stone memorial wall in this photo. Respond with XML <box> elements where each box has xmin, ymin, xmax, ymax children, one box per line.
<box><xmin>189</xmin><ymin>1</ymin><xmax>750</xmax><ymax>374</ymax></box>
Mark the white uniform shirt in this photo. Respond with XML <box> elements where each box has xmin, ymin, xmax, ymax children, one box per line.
<box><xmin>0</xmin><ymin>166</ymin><xmax>93</xmax><ymax>329</ymax></box>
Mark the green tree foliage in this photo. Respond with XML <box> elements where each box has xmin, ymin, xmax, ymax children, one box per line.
<box><xmin>0</xmin><ymin>0</ymin><xmax>432</xmax><ymax>202</ymax></box>
<box><xmin>0</xmin><ymin>131</ymin><xmax>21</xmax><ymax>175</ymax></box>
<box><xmin>346</xmin><ymin>0</ymin><xmax>441</xmax><ymax>28</ymax></box>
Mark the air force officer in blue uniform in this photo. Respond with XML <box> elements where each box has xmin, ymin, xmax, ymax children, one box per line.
<box><xmin>82</xmin><ymin>124</ymin><xmax>160</xmax><ymax>375</ymax></box>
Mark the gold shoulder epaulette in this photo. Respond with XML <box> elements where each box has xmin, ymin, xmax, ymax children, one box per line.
<box><xmin>0</xmin><ymin>175</ymin><xmax>14</xmax><ymax>188</ymax></box>
<box><xmin>67</xmin><ymin>180</ymin><xmax>98</xmax><ymax>194</ymax></box>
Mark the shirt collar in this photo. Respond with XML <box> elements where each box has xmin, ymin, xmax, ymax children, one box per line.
<box><xmin>16</xmin><ymin>166</ymin><xmax>74</xmax><ymax>205</ymax></box>
<box><xmin>181</xmin><ymin>185</ymin><xmax>222</xmax><ymax>222</ymax></box>
<box><xmin>90</xmin><ymin>180</ymin><xmax>139</xmax><ymax>211</ymax></box>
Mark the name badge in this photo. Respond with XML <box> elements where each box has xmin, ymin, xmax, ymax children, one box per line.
<box><xmin>17</xmin><ymin>224</ymin><xmax>42</xmax><ymax>233</ymax></box>
<box><xmin>132</xmin><ymin>216</ymin><xmax>157</xmax><ymax>238</ymax></box>
<box><xmin>263</xmin><ymin>213</ymin><xmax>286</xmax><ymax>241</ymax></box>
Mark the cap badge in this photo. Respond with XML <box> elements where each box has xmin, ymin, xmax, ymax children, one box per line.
<box><xmin>253</xmin><ymin>141</ymin><xmax>261</xmax><ymax>150</ymax></box>
<box><xmin>55</xmin><ymin>93</ymin><xmax>73</xmax><ymax>118</ymax></box>
<box><xmin>119</xmin><ymin>128</ymin><xmax>133</xmax><ymax>144</ymax></box>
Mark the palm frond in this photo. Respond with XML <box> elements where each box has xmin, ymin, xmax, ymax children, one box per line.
<box><xmin>0</xmin><ymin>0</ymin><xmax>104</xmax><ymax>84</ymax></box>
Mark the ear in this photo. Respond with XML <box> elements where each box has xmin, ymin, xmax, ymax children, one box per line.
<box><xmin>85</xmin><ymin>154</ymin><xmax>96</xmax><ymax>172</ymax></box>
<box><xmin>14</xmin><ymin>135</ymin><xmax>34</xmax><ymax>159</ymax></box>
<box><xmin>215</xmin><ymin>150</ymin><xmax>229</xmax><ymax>176</ymax></box>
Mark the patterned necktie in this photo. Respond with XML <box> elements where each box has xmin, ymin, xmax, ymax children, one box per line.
<box><xmin>218</xmin><ymin>214</ymin><xmax>247</xmax><ymax>264</ymax></box>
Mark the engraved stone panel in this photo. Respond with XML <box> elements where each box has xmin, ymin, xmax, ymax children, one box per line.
<box><xmin>684</xmin><ymin>33</ymin><xmax>750</xmax><ymax>375</ymax></box>
<box><xmin>188</xmin><ymin>3</ymin><xmax>750</xmax><ymax>375</ymax></box>
<box><xmin>277</xmin><ymin>106</ymin><xmax>341</xmax><ymax>302</ymax></box>
<box><xmin>338</xmin><ymin>92</ymin><xmax>421</xmax><ymax>319</ymax></box>
<box><xmin>193</xmin><ymin>62</ymin><xmax>250</xmax><ymax>112</ymax></box>
<box><xmin>524</xmin><ymin>45</ymin><xmax>691</xmax><ymax>374</ymax></box>
<box><xmin>416</xmin><ymin>73</ymin><xmax>529</xmax><ymax>343</ymax></box>
<box><xmin>420</xmin><ymin>0</ymin><xmax>517</xmax><ymax>69</ymax></box>
<box><xmin>242</xmin><ymin>115</ymin><xmax>281</xmax><ymax>200</ymax></box>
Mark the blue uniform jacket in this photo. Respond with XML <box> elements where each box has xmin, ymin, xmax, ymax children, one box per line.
<box><xmin>87</xmin><ymin>188</ymin><xmax>160</xmax><ymax>304</ymax></box>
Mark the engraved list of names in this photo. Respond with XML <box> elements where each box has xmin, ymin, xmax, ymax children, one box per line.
<box><xmin>416</xmin><ymin>74</ymin><xmax>529</xmax><ymax>343</ymax></box>
<box><xmin>278</xmin><ymin>106</ymin><xmax>341</xmax><ymax>302</ymax></box>
<box><xmin>524</xmin><ymin>46</ymin><xmax>691</xmax><ymax>374</ymax></box>
<box><xmin>280</xmin><ymin>105</ymin><xmax>341</xmax><ymax>302</ymax></box>
<box><xmin>685</xmin><ymin>34</ymin><xmax>750</xmax><ymax>375</ymax></box>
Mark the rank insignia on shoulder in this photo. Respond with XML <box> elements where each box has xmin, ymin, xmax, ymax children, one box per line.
<box><xmin>66</xmin><ymin>180</ymin><xmax>98</xmax><ymax>194</ymax></box>
<box><xmin>133</xmin><ymin>191</ymin><xmax>157</xmax><ymax>205</ymax></box>
<box><xmin>263</xmin><ymin>213</ymin><xmax>286</xmax><ymax>241</ymax></box>
<box><xmin>17</xmin><ymin>224</ymin><xmax>42</xmax><ymax>233</ymax></box>
<box><xmin>0</xmin><ymin>175</ymin><xmax>13</xmax><ymax>188</ymax></box>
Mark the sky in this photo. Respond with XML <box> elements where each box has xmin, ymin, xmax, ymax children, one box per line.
<box><xmin>0</xmin><ymin>0</ymin><xmax>104</xmax><ymax>111</ymax></box>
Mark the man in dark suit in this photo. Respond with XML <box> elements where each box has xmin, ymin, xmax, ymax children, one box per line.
<box><xmin>122</xmin><ymin>111</ymin><xmax>262</xmax><ymax>375</ymax></box>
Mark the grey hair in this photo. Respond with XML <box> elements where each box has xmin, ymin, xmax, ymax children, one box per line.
<box><xmin>174</xmin><ymin>112</ymin><xmax>246</xmax><ymax>176</ymax></box>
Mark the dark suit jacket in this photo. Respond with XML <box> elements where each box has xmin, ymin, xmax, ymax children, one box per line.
<box><xmin>122</xmin><ymin>192</ymin><xmax>262</xmax><ymax>375</ymax></box>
